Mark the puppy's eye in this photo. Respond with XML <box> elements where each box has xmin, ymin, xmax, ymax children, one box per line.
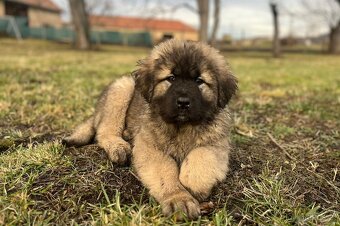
<box><xmin>195</xmin><ymin>77</ymin><xmax>204</xmax><ymax>85</ymax></box>
<box><xmin>166</xmin><ymin>75</ymin><xmax>176</xmax><ymax>82</ymax></box>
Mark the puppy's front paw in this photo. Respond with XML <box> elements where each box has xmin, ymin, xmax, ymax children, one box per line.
<box><xmin>62</xmin><ymin>136</ymin><xmax>82</xmax><ymax>147</ymax></box>
<box><xmin>62</xmin><ymin>136</ymin><xmax>72</xmax><ymax>146</ymax></box>
<box><xmin>161</xmin><ymin>191</ymin><xmax>200</xmax><ymax>220</ymax></box>
<box><xmin>186</xmin><ymin>188</ymin><xmax>210</xmax><ymax>202</ymax></box>
<box><xmin>105</xmin><ymin>139</ymin><xmax>131</xmax><ymax>165</ymax></box>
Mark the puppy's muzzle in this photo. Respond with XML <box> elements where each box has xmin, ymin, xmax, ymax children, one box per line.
<box><xmin>177</xmin><ymin>97</ymin><xmax>190</xmax><ymax>110</ymax></box>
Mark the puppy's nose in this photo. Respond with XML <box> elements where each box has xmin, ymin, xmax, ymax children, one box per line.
<box><xmin>177</xmin><ymin>97</ymin><xmax>190</xmax><ymax>109</ymax></box>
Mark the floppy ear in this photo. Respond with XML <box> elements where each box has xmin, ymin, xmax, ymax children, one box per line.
<box><xmin>133</xmin><ymin>66</ymin><xmax>154</xmax><ymax>103</ymax></box>
<box><xmin>217</xmin><ymin>70</ymin><xmax>238</xmax><ymax>108</ymax></box>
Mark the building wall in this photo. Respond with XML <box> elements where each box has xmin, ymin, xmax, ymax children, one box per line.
<box><xmin>150</xmin><ymin>30</ymin><xmax>198</xmax><ymax>43</ymax></box>
<box><xmin>28</xmin><ymin>8</ymin><xmax>62</xmax><ymax>28</ymax></box>
<box><xmin>91</xmin><ymin>26</ymin><xmax>199</xmax><ymax>43</ymax></box>
<box><xmin>0</xmin><ymin>1</ymin><xmax>4</xmax><ymax>16</ymax></box>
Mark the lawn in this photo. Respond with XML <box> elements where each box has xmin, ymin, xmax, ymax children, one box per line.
<box><xmin>0</xmin><ymin>39</ymin><xmax>339</xmax><ymax>225</ymax></box>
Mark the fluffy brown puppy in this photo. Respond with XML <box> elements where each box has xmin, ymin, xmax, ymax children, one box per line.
<box><xmin>63</xmin><ymin>39</ymin><xmax>237</xmax><ymax>220</ymax></box>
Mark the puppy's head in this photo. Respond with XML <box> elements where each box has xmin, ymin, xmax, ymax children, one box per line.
<box><xmin>134</xmin><ymin>39</ymin><xmax>237</xmax><ymax>125</ymax></box>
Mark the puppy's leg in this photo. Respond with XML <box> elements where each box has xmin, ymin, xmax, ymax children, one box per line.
<box><xmin>63</xmin><ymin>116</ymin><xmax>95</xmax><ymax>147</ymax></box>
<box><xmin>179</xmin><ymin>144</ymin><xmax>230</xmax><ymax>201</ymax></box>
<box><xmin>95</xmin><ymin>76</ymin><xmax>135</xmax><ymax>165</ymax></box>
<box><xmin>133</xmin><ymin>134</ymin><xmax>201</xmax><ymax>220</ymax></box>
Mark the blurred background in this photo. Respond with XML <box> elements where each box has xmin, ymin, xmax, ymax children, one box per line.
<box><xmin>0</xmin><ymin>0</ymin><xmax>339</xmax><ymax>54</ymax></box>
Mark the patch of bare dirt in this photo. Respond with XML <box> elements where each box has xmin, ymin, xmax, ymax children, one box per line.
<box><xmin>30</xmin><ymin>145</ymin><xmax>145</xmax><ymax>207</ymax></box>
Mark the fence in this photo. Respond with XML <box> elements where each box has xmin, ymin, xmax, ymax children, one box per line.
<box><xmin>0</xmin><ymin>16</ymin><xmax>153</xmax><ymax>47</ymax></box>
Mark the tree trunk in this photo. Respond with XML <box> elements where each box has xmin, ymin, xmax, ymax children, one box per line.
<box><xmin>270</xmin><ymin>3</ymin><xmax>281</xmax><ymax>58</ymax></box>
<box><xmin>197</xmin><ymin>0</ymin><xmax>209</xmax><ymax>43</ymax></box>
<box><xmin>210</xmin><ymin>0</ymin><xmax>220</xmax><ymax>47</ymax></box>
<box><xmin>328</xmin><ymin>21</ymin><xmax>340</xmax><ymax>54</ymax></box>
<box><xmin>69</xmin><ymin>0</ymin><xmax>91</xmax><ymax>50</ymax></box>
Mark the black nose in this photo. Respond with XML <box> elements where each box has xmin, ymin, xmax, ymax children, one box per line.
<box><xmin>177</xmin><ymin>97</ymin><xmax>190</xmax><ymax>109</ymax></box>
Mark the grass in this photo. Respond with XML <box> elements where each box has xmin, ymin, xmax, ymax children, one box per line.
<box><xmin>0</xmin><ymin>38</ymin><xmax>339</xmax><ymax>225</ymax></box>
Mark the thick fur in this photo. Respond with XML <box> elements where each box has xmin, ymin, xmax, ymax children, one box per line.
<box><xmin>63</xmin><ymin>40</ymin><xmax>237</xmax><ymax>220</ymax></box>
<box><xmin>63</xmin><ymin>76</ymin><xmax>135</xmax><ymax>164</ymax></box>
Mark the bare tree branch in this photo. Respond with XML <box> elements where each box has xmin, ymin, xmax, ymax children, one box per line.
<box><xmin>86</xmin><ymin>0</ymin><xmax>114</xmax><ymax>16</ymax></box>
<box><xmin>300</xmin><ymin>0</ymin><xmax>340</xmax><ymax>28</ymax></box>
<box><xmin>299</xmin><ymin>0</ymin><xmax>340</xmax><ymax>53</ymax></box>
<box><xmin>177</xmin><ymin>3</ymin><xmax>198</xmax><ymax>13</ymax></box>
<box><xmin>210</xmin><ymin>0</ymin><xmax>220</xmax><ymax>46</ymax></box>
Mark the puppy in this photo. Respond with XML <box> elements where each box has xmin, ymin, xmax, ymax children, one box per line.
<box><xmin>64</xmin><ymin>39</ymin><xmax>237</xmax><ymax>219</ymax></box>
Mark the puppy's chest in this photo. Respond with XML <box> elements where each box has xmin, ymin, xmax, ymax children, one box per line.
<box><xmin>156</xmin><ymin>129</ymin><xmax>207</xmax><ymax>161</ymax></box>
<box><xmin>165</xmin><ymin>141</ymin><xmax>194</xmax><ymax>161</ymax></box>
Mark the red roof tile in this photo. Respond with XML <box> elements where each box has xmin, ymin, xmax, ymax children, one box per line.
<box><xmin>7</xmin><ymin>0</ymin><xmax>61</xmax><ymax>12</ymax></box>
<box><xmin>90</xmin><ymin>15</ymin><xmax>197</xmax><ymax>32</ymax></box>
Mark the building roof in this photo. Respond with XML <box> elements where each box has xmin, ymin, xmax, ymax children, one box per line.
<box><xmin>4</xmin><ymin>0</ymin><xmax>61</xmax><ymax>12</ymax></box>
<box><xmin>90</xmin><ymin>15</ymin><xmax>197</xmax><ymax>32</ymax></box>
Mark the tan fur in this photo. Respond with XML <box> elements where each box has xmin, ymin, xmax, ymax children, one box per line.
<box><xmin>64</xmin><ymin>76</ymin><xmax>135</xmax><ymax>164</ymax></box>
<box><xmin>64</xmin><ymin>39</ymin><xmax>237</xmax><ymax>220</ymax></box>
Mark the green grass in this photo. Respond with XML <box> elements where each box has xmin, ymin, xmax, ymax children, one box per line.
<box><xmin>0</xmin><ymin>39</ymin><xmax>339</xmax><ymax>225</ymax></box>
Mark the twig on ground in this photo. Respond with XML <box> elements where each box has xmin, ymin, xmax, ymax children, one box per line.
<box><xmin>129</xmin><ymin>170</ymin><xmax>141</xmax><ymax>181</ymax></box>
<box><xmin>267</xmin><ymin>132</ymin><xmax>294</xmax><ymax>160</ymax></box>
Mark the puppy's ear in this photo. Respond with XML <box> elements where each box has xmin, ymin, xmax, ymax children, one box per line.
<box><xmin>217</xmin><ymin>70</ymin><xmax>238</xmax><ymax>108</ymax></box>
<box><xmin>133</xmin><ymin>62</ymin><xmax>154</xmax><ymax>102</ymax></box>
